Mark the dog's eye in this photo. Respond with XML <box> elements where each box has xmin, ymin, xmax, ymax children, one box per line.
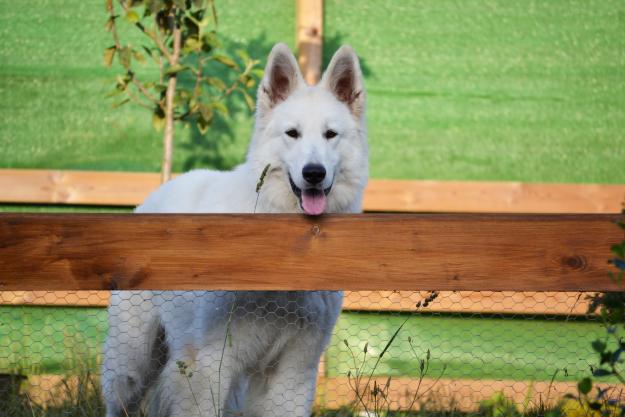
<box><xmin>324</xmin><ymin>129</ymin><xmax>338</xmax><ymax>139</ymax></box>
<box><xmin>285</xmin><ymin>129</ymin><xmax>300</xmax><ymax>139</ymax></box>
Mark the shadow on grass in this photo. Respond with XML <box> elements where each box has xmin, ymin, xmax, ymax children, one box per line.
<box><xmin>178</xmin><ymin>33</ymin><xmax>274</xmax><ymax>172</ymax></box>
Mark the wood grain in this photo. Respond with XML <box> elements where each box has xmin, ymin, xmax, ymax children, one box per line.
<box><xmin>0</xmin><ymin>290</ymin><xmax>109</xmax><ymax>306</ymax></box>
<box><xmin>1</xmin><ymin>169</ymin><xmax>624</xmax><ymax>213</ymax></box>
<box><xmin>0</xmin><ymin>169</ymin><xmax>160</xmax><ymax>206</ymax></box>
<box><xmin>296</xmin><ymin>0</ymin><xmax>323</xmax><ymax>84</ymax></box>
<box><xmin>364</xmin><ymin>179</ymin><xmax>625</xmax><ymax>214</ymax></box>
<box><xmin>0</xmin><ymin>214</ymin><xmax>621</xmax><ymax>291</ymax></box>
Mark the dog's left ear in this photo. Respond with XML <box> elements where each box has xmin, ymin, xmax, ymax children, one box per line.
<box><xmin>321</xmin><ymin>46</ymin><xmax>365</xmax><ymax>118</ymax></box>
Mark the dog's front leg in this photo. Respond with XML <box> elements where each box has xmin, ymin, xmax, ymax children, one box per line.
<box><xmin>157</xmin><ymin>337</ymin><xmax>238</xmax><ymax>417</ymax></box>
<box><xmin>246</xmin><ymin>334</ymin><xmax>325</xmax><ymax>417</ymax></box>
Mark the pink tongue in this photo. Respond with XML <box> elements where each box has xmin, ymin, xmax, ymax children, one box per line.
<box><xmin>302</xmin><ymin>190</ymin><xmax>326</xmax><ymax>215</ymax></box>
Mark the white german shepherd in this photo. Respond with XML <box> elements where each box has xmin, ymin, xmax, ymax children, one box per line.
<box><xmin>102</xmin><ymin>43</ymin><xmax>368</xmax><ymax>417</ymax></box>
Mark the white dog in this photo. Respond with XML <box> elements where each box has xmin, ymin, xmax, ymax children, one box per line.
<box><xmin>102</xmin><ymin>43</ymin><xmax>368</xmax><ymax>417</ymax></box>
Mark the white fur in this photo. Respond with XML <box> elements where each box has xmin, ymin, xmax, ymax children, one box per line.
<box><xmin>102</xmin><ymin>43</ymin><xmax>368</xmax><ymax>417</ymax></box>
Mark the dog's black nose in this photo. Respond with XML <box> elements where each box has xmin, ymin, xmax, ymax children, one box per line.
<box><xmin>302</xmin><ymin>163</ymin><xmax>326</xmax><ymax>185</ymax></box>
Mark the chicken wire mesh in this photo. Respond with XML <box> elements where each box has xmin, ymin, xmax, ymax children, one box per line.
<box><xmin>0</xmin><ymin>290</ymin><xmax>623</xmax><ymax>417</ymax></box>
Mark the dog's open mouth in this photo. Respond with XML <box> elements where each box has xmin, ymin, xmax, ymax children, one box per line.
<box><xmin>289</xmin><ymin>175</ymin><xmax>332</xmax><ymax>216</ymax></box>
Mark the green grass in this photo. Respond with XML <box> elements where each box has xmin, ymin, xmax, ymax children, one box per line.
<box><xmin>0</xmin><ymin>204</ymin><xmax>131</xmax><ymax>213</ymax></box>
<box><xmin>327</xmin><ymin>312</ymin><xmax>612</xmax><ymax>382</ymax></box>
<box><xmin>1</xmin><ymin>1</ymin><xmax>624</xmax><ymax>183</ymax></box>
<box><xmin>0</xmin><ymin>306</ymin><xmax>106</xmax><ymax>374</ymax></box>
<box><xmin>324</xmin><ymin>0</ymin><xmax>625</xmax><ymax>183</ymax></box>
<box><xmin>0</xmin><ymin>306</ymin><xmax>614</xmax><ymax>384</ymax></box>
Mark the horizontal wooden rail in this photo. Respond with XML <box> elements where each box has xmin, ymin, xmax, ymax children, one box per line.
<box><xmin>0</xmin><ymin>214</ymin><xmax>621</xmax><ymax>291</ymax></box>
<box><xmin>23</xmin><ymin>374</ymin><xmax>616</xmax><ymax>412</ymax></box>
<box><xmin>0</xmin><ymin>169</ymin><xmax>159</xmax><ymax>206</ymax></box>
<box><xmin>364</xmin><ymin>179</ymin><xmax>625</xmax><ymax>213</ymax></box>
<box><xmin>0</xmin><ymin>290</ymin><xmax>592</xmax><ymax>316</ymax></box>
<box><xmin>23</xmin><ymin>374</ymin><xmax>617</xmax><ymax>411</ymax></box>
<box><xmin>1</xmin><ymin>169</ymin><xmax>624</xmax><ymax>213</ymax></box>
<box><xmin>318</xmin><ymin>376</ymin><xmax>621</xmax><ymax>412</ymax></box>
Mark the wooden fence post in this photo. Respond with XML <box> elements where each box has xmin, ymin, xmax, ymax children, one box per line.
<box><xmin>296</xmin><ymin>0</ymin><xmax>323</xmax><ymax>84</ymax></box>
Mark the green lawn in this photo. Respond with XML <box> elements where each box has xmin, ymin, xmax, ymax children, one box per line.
<box><xmin>1</xmin><ymin>1</ymin><xmax>624</xmax><ymax>183</ymax></box>
<box><xmin>325</xmin><ymin>0</ymin><xmax>625</xmax><ymax>183</ymax></box>
<box><xmin>0</xmin><ymin>306</ymin><xmax>614</xmax><ymax>384</ymax></box>
<box><xmin>0</xmin><ymin>306</ymin><xmax>107</xmax><ymax>374</ymax></box>
<box><xmin>328</xmin><ymin>312</ymin><xmax>612</xmax><ymax>382</ymax></box>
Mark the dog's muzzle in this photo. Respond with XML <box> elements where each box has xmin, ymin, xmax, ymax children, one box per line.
<box><xmin>288</xmin><ymin>174</ymin><xmax>332</xmax><ymax>216</ymax></box>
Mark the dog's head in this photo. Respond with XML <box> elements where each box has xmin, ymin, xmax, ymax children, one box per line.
<box><xmin>248</xmin><ymin>43</ymin><xmax>368</xmax><ymax>215</ymax></box>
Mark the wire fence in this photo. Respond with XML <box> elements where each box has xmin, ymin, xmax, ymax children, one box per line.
<box><xmin>0</xmin><ymin>290</ymin><xmax>622</xmax><ymax>416</ymax></box>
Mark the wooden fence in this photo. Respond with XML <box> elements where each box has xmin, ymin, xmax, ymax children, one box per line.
<box><xmin>1</xmin><ymin>169</ymin><xmax>624</xmax><ymax>213</ymax></box>
<box><xmin>0</xmin><ymin>213</ymin><xmax>621</xmax><ymax>291</ymax></box>
<box><xmin>1</xmin><ymin>212</ymin><xmax>623</xmax><ymax>410</ymax></box>
<box><xmin>1</xmin><ymin>168</ymin><xmax>623</xmax><ymax>314</ymax></box>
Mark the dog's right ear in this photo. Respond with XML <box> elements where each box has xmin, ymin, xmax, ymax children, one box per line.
<box><xmin>257</xmin><ymin>43</ymin><xmax>303</xmax><ymax>116</ymax></box>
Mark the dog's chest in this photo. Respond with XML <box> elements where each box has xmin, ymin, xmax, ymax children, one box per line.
<box><xmin>230</xmin><ymin>291</ymin><xmax>341</xmax><ymax>330</ymax></box>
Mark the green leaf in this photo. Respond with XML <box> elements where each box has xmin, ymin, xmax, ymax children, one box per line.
<box><xmin>178</xmin><ymin>88</ymin><xmax>191</xmax><ymax>100</ymax></box>
<box><xmin>173</xmin><ymin>0</ymin><xmax>186</xmax><ymax>10</ymax></box>
<box><xmin>103</xmin><ymin>46</ymin><xmax>116</xmax><ymax>68</ymax></box>
<box><xmin>241</xmin><ymin>89</ymin><xmax>255</xmax><ymax>111</ymax></box>
<box><xmin>119</xmin><ymin>46</ymin><xmax>132</xmax><ymax>69</ymax></box>
<box><xmin>104</xmin><ymin>17</ymin><xmax>115</xmax><ymax>32</ymax></box>
<box><xmin>611</xmin><ymin>243</ymin><xmax>625</xmax><ymax>259</ymax></box>
<box><xmin>112</xmin><ymin>98</ymin><xmax>130</xmax><ymax>108</ymax></box>
<box><xmin>188</xmin><ymin>98</ymin><xmax>199</xmax><ymax>113</ymax></box>
<box><xmin>132</xmin><ymin>50</ymin><xmax>146</xmax><ymax>63</ymax></box>
<box><xmin>125</xmin><ymin>10</ymin><xmax>140</xmax><ymax>23</ymax></box>
<box><xmin>235</xmin><ymin>49</ymin><xmax>250</xmax><ymax>64</ymax></box>
<box><xmin>198</xmin><ymin>103</ymin><xmax>214</xmax><ymax>124</ymax></box>
<box><xmin>214</xmin><ymin>54</ymin><xmax>238</xmax><ymax>69</ymax></box>
<box><xmin>578</xmin><ymin>377</ymin><xmax>592</xmax><ymax>395</ymax></box>
<box><xmin>146</xmin><ymin>0</ymin><xmax>165</xmax><ymax>13</ymax></box>
<box><xmin>205</xmin><ymin>77</ymin><xmax>226</xmax><ymax>91</ymax></box>
<box><xmin>197</xmin><ymin>119</ymin><xmax>209</xmax><ymax>134</ymax></box>
<box><xmin>105</xmin><ymin>88</ymin><xmax>124</xmax><ymax>98</ymax></box>
<box><xmin>142</xmin><ymin>45</ymin><xmax>155</xmax><ymax>58</ymax></box>
<box><xmin>165</xmin><ymin>64</ymin><xmax>190</xmax><ymax>75</ymax></box>
<box><xmin>202</xmin><ymin>31</ymin><xmax>220</xmax><ymax>49</ymax></box>
<box><xmin>184</xmin><ymin>37</ymin><xmax>202</xmax><ymax>52</ymax></box>
<box><xmin>152</xmin><ymin>111</ymin><xmax>165</xmax><ymax>132</ymax></box>
<box><xmin>211</xmin><ymin>101</ymin><xmax>229</xmax><ymax>118</ymax></box>
<box><xmin>251</xmin><ymin>68</ymin><xmax>264</xmax><ymax>79</ymax></box>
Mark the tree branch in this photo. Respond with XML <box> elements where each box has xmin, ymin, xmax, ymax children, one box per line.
<box><xmin>131</xmin><ymin>77</ymin><xmax>160</xmax><ymax>106</ymax></box>
<box><xmin>125</xmin><ymin>88</ymin><xmax>155</xmax><ymax>111</ymax></box>
<box><xmin>106</xmin><ymin>3</ymin><xmax>122</xmax><ymax>50</ymax></box>
<box><xmin>115</xmin><ymin>0</ymin><xmax>175</xmax><ymax>64</ymax></box>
